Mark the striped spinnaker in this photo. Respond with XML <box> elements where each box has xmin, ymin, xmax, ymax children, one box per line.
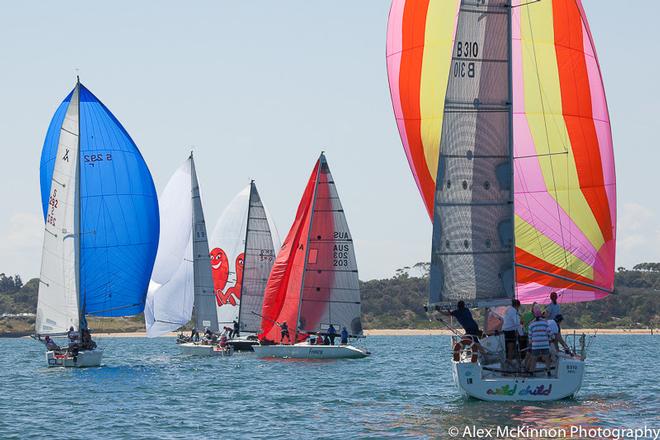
<box><xmin>387</xmin><ymin>0</ymin><xmax>616</xmax><ymax>304</ymax></box>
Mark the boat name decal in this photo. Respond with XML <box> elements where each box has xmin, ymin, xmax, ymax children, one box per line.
<box><xmin>485</xmin><ymin>384</ymin><xmax>553</xmax><ymax>397</ymax></box>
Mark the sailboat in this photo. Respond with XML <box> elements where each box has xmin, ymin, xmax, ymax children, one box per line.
<box><xmin>144</xmin><ymin>153</ymin><xmax>228</xmax><ymax>356</ymax></box>
<box><xmin>36</xmin><ymin>79</ymin><xmax>160</xmax><ymax>367</ymax></box>
<box><xmin>253</xmin><ymin>153</ymin><xmax>369</xmax><ymax>359</ymax></box>
<box><xmin>208</xmin><ymin>182</ymin><xmax>280</xmax><ymax>351</ymax></box>
<box><xmin>387</xmin><ymin>0</ymin><xmax>616</xmax><ymax>400</ymax></box>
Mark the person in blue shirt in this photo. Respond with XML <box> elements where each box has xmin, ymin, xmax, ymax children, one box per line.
<box><xmin>340</xmin><ymin>327</ymin><xmax>349</xmax><ymax>345</ymax></box>
<box><xmin>441</xmin><ymin>301</ymin><xmax>482</xmax><ymax>339</ymax></box>
<box><xmin>327</xmin><ymin>324</ymin><xmax>337</xmax><ymax>345</ymax></box>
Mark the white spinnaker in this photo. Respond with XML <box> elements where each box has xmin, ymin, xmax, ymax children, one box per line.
<box><xmin>209</xmin><ymin>186</ymin><xmax>250</xmax><ymax>326</ymax></box>
<box><xmin>145</xmin><ymin>159</ymin><xmax>194</xmax><ymax>337</ymax></box>
<box><xmin>36</xmin><ymin>85</ymin><xmax>81</xmax><ymax>335</ymax></box>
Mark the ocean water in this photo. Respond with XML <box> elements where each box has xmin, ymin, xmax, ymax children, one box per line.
<box><xmin>0</xmin><ymin>335</ymin><xmax>658</xmax><ymax>439</ymax></box>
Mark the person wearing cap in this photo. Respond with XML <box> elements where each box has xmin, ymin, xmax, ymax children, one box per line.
<box><xmin>526</xmin><ymin>310</ymin><xmax>552</xmax><ymax>375</ymax></box>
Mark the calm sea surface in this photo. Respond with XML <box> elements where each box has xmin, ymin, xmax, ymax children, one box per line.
<box><xmin>0</xmin><ymin>335</ymin><xmax>658</xmax><ymax>439</ymax></box>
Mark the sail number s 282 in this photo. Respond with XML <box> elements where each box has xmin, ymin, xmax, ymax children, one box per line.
<box><xmin>454</xmin><ymin>41</ymin><xmax>478</xmax><ymax>79</ymax></box>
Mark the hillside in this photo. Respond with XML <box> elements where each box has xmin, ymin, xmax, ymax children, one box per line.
<box><xmin>1</xmin><ymin>263</ymin><xmax>659</xmax><ymax>335</ymax></box>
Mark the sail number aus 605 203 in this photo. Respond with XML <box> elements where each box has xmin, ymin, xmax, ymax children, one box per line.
<box><xmin>454</xmin><ymin>41</ymin><xmax>479</xmax><ymax>79</ymax></box>
<box><xmin>333</xmin><ymin>244</ymin><xmax>350</xmax><ymax>267</ymax></box>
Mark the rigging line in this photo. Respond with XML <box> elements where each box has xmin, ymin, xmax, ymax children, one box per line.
<box><xmin>515</xmin><ymin>151</ymin><xmax>568</xmax><ymax>160</ymax></box>
<box><xmin>515</xmin><ymin>263</ymin><xmax>612</xmax><ymax>293</ymax></box>
<box><xmin>525</xmin><ymin>8</ymin><xmax>570</xmax><ymax>270</ymax></box>
<box><xmin>510</xmin><ymin>0</ymin><xmax>541</xmax><ymax>9</ymax></box>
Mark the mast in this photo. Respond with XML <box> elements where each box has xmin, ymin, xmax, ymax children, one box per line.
<box><xmin>235</xmin><ymin>180</ymin><xmax>254</xmax><ymax>330</ymax></box>
<box><xmin>507</xmin><ymin>0</ymin><xmax>516</xmax><ymax>302</ymax></box>
<box><xmin>294</xmin><ymin>153</ymin><xmax>322</xmax><ymax>342</ymax></box>
<box><xmin>75</xmin><ymin>78</ymin><xmax>83</xmax><ymax>332</ymax></box>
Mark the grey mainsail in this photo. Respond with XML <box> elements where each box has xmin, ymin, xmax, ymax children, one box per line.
<box><xmin>430</xmin><ymin>0</ymin><xmax>514</xmax><ymax>307</ymax></box>
<box><xmin>190</xmin><ymin>154</ymin><xmax>219</xmax><ymax>331</ymax></box>
<box><xmin>237</xmin><ymin>182</ymin><xmax>277</xmax><ymax>334</ymax></box>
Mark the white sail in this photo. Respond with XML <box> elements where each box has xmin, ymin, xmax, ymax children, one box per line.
<box><xmin>145</xmin><ymin>159</ymin><xmax>194</xmax><ymax>337</ymax></box>
<box><xmin>36</xmin><ymin>85</ymin><xmax>80</xmax><ymax>335</ymax></box>
<box><xmin>209</xmin><ymin>184</ymin><xmax>280</xmax><ymax>329</ymax></box>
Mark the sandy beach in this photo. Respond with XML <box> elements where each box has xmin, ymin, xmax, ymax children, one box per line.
<box><xmin>84</xmin><ymin>328</ymin><xmax>659</xmax><ymax>338</ymax></box>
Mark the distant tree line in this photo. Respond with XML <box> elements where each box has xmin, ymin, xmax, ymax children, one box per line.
<box><xmin>2</xmin><ymin>263</ymin><xmax>659</xmax><ymax>330</ymax></box>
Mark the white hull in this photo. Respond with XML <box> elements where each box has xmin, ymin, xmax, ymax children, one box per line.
<box><xmin>452</xmin><ymin>357</ymin><xmax>584</xmax><ymax>401</ymax></box>
<box><xmin>178</xmin><ymin>342</ymin><xmax>233</xmax><ymax>356</ymax></box>
<box><xmin>46</xmin><ymin>349</ymin><xmax>103</xmax><ymax>368</ymax></box>
<box><xmin>253</xmin><ymin>343</ymin><xmax>369</xmax><ymax>359</ymax></box>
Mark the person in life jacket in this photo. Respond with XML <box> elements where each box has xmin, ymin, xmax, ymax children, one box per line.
<box><xmin>43</xmin><ymin>336</ymin><xmax>60</xmax><ymax>351</ymax></box>
<box><xmin>315</xmin><ymin>333</ymin><xmax>324</xmax><ymax>345</ymax></box>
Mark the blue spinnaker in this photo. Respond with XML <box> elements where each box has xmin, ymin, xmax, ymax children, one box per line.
<box><xmin>39</xmin><ymin>83</ymin><xmax>159</xmax><ymax>317</ymax></box>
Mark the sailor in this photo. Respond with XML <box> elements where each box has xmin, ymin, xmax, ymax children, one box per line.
<box><xmin>190</xmin><ymin>327</ymin><xmax>197</xmax><ymax>341</ymax></box>
<box><xmin>67</xmin><ymin>326</ymin><xmax>79</xmax><ymax>343</ymax></box>
<box><xmin>232</xmin><ymin>319</ymin><xmax>240</xmax><ymax>338</ymax></box>
<box><xmin>526</xmin><ymin>310</ymin><xmax>552</xmax><ymax>375</ymax></box>
<box><xmin>548</xmin><ymin>316</ymin><xmax>572</xmax><ymax>355</ymax></box>
<box><xmin>278</xmin><ymin>321</ymin><xmax>291</xmax><ymax>343</ymax></box>
<box><xmin>519</xmin><ymin>303</ymin><xmax>536</xmax><ymax>359</ymax></box>
<box><xmin>440</xmin><ymin>301</ymin><xmax>481</xmax><ymax>340</ymax></box>
<box><xmin>43</xmin><ymin>335</ymin><xmax>60</xmax><ymax>351</ymax></box>
<box><xmin>323</xmin><ymin>334</ymin><xmax>331</xmax><ymax>345</ymax></box>
<box><xmin>502</xmin><ymin>299</ymin><xmax>522</xmax><ymax>363</ymax></box>
<box><xmin>219</xmin><ymin>334</ymin><xmax>228</xmax><ymax>348</ymax></box>
<box><xmin>327</xmin><ymin>324</ymin><xmax>337</xmax><ymax>345</ymax></box>
<box><xmin>316</xmin><ymin>332</ymin><xmax>325</xmax><ymax>345</ymax></box>
<box><xmin>340</xmin><ymin>327</ymin><xmax>349</xmax><ymax>345</ymax></box>
<box><xmin>546</xmin><ymin>292</ymin><xmax>561</xmax><ymax>322</ymax></box>
<box><xmin>81</xmin><ymin>328</ymin><xmax>97</xmax><ymax>350</ymax></box>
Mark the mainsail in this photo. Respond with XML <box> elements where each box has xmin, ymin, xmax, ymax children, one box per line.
<box><xmin>387</xmin><ymin>0</ymin><xmax>616</xmax><ymax>305</ymax></box>
<box><xmin>36</xmin><ymin>85</ymin><xmax>81</xmax><ymax>335</ymax></box>
<box><xmin>209</xmin><ymin>184</ymin><xmax>279</xmax><ymax>332</ymax></box>
<box><xmin>190</xmin><ymin>155</ymin><xmax>219</xmax><ymax>331</ymax></box>
<box><xmin>238</xmin><ymin>182</ymin><xmax>279</xmax><ymax>334</ymax></box>
<box><xmin>38</xmin><ymin>80</ymin><xmax>159</xmax><ymax>332</ymax></box>
<box><xmin>260</xmin><ymin>153</ymin><xmax>362</xmax><ymax>343</ymax></box>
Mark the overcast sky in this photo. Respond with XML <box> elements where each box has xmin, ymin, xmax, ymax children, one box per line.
<box><xmin>0</xmin><ymin>1</ymin><xmax>657</xmax><ymax>281</ymax></box>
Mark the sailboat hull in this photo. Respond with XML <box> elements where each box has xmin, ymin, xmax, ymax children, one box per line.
<box><xmin>46</xmin><ymin>349</ymin><xmax>103</xmax><ymax>368</ymax></box>
<box><xmin>227</xmin><ymin>336</ymin><xmax>259</xmax><ymax>352</ymax></box>
<box><xmin>253</xmin><ymin>343</ymin><xmax>369</xmax><ymax>359</ymax></box>
<box><xmin>452</xmin><ymin>357</ymin><xmax>584</xmax><ymax>401</ymax></box>
<box><xmin>178</xmin><ymin>342</ymin><xmax>233</xmax><ymax>356</ymax></box>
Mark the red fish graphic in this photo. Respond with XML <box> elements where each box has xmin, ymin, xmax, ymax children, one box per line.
<box><xmin>209</xmin><ymin>247</ymin><xmax>229</xmax><ymax>305</ymax></box>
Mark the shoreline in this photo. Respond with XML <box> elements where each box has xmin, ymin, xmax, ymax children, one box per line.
<box><xmin>66</xmin><ymin>328</ymin><xmax>660</xmax><ymax>338</ymax></box>
<box><xmin>4</xmin><ymin>328</ymin><xmax>657</xmax><ymax>339</ymax></box>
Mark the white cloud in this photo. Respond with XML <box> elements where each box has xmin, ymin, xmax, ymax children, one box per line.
<box><xmin>617</xmin><ymin>203</ymin><xmax>660</xmax><ymax>269</ymax></box>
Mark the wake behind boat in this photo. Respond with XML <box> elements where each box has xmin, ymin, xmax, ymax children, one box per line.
<box><xmin>35</xmin><ymin>79</ymin><xmax>159</xmax><ymax>368</ymax></box>
<box><xmin>387</xmin><ymin>0</ymin><xmax>616</xmax><ymax>400</ymax></box>
<box><xmin>254</xmin><ymin>153</ymin><xmax>369</xmax><ymax>360</ymax></box>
